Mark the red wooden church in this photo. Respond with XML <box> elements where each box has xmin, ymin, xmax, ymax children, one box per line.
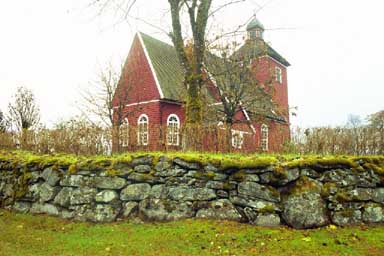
<box><xmin>112</xmin><ymin>17</ymin><xmax>291</xmax><ymax>152</ymax></box>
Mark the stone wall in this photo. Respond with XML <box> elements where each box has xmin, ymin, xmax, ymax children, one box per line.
<box><xmin>0</xmin><ymin>155</ymin><xmax>383</xmax><ymax>228</ymax></box>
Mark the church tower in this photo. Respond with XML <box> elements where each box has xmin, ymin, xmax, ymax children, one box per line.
<box><xmin>246</xmin><ymin>16</ymin><xmax>265</xmax><ymax>40</ymax></box>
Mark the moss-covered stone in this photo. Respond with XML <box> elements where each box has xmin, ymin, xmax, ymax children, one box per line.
<box><xmin>288</xmin><ymin>176</ymin><xmax>321</xmax><ymax>195</ymax></box>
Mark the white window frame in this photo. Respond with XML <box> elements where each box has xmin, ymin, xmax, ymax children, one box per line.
<box><xmin>275</xmin><ymin>67</ymin><xmax>283</xmax><ymax>84</ymax></box>
<box><xmin>261</xmin><ymin>124</ymin><xmax>269</xmax><ymax>151</ymax></box>
<box><xmin>231</xmin><ymin>130</ymin><xmax>244</xmax><ymax>149</ymax></box>
<box><xmin>120</xmin><ymin>118</ymin><xmax>129</xmax><ymax>147</ymax></box>
<box><xmin>166</xmin><ymin>114</ymin><xmax>180</xmax><ymax>146</ymax></box>
<box><xmin>137</xmin><ymin>114</ymin><xmax>149</xmax><ymax>146</ymax></box>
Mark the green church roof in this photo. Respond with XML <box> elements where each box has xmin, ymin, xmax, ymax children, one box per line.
<box><xmin>139</xmin><ymin>32</ymin><xmax>289</xmax><ymax>103</ymax></box>
<box><xmin>246</xmin><ymin>17</ymin><xmax>265</xmax><ymax>31</ymax></box>
<box><xmin>140</xmin><ymin>32</ymin><xmax>185</xmax><ymax>101</ymax></box>
<box><xmin>234</xmin><ymin>39</ymin><xmax>290</xmax><ymax>67</ymax></box>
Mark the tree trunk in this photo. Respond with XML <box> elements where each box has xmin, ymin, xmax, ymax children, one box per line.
<box><xmin>111</xmin><ymin>124</ymin><xmax>120</xmax><ymax>154</ymax></box>
<box><xmin>182</xmin><ymin>77</ymin><xmax>203</xmax><ymax>151</ymax></box>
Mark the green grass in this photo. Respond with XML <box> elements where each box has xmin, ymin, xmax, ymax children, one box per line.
<box><xmin>0</xmin><ymin>210</ymin><xmax>383</xmax><ymax>256</ymax></box>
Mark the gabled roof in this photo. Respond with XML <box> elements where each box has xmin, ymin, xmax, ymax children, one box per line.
<box><xmin>139</xmin><ymin>32</ymin><xmax>185</xmax><ymax>101</ymax></box>
<box><xmin>234</xmin><ymin>39</ymin><xmax>290</xmax><ymax>67</ymax></box>
<box><xmin>137</xmin><ymin>33</ymin><xmax>288</xmax><ymax>123</ymax></box>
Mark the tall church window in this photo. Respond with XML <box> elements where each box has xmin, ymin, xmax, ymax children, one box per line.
<box><xmin>232</xmin><ymin>130</ymin><xmax>244</xmax><ymax>149</ymax></box>
<box><xmin>275</xmin><ymin>67</ymin><xmax>282</xmax><ymax>83</ymax></box>
<box><xmin>120</xmin><ymin>118</ymin><xmax>129</xmax><ymax>147</ymax></box>
<box><xmin>167</xmin><ymin>114</ymin><xmax>180</xmax><ymax>146</ymax></box>
<box><xmin>261</xmin><ymin>124</ymin><xmax>269</xmax><ymax>151</ymax></box>
<box><xmin>137</xmin><ymin>114</ymin><xmax>149</xmax><ymax>146</ymax></box>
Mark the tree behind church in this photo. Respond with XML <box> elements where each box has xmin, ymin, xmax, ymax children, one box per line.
<box><xmin>7</xmin><ymin>86</ymin><xmax>40</xmax><ymax>148</ymax></box>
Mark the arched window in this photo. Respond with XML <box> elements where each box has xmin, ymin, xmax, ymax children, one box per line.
<box><xmin>261</xmin><ymin>124</ymin><xmax>269</xmax><ymax>151</ymax></box>
<box><xmin>167</xmin><ymin>114</ymin><xmax>180</xmax><ymax>146</ymax></box>
<box><xmin>137</xmin><ymin>114</ymin><xmax>149</xmax><ymax>146</ymax></box>
<box><xmin>120</xmin><ymin>118</ymin><xmax>129</xmax><ymax>147</ymax></box>
<box><xmin>275</xmin><ymin>67</ymin><xmax>282</xmax><ymax>83</ymax></box>
<box><xmin>232</xmin><ymin>130</ymin><xmax>244</xmax><ymax>149</ymax></box>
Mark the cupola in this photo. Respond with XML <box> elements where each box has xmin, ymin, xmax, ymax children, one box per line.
<box><xmin>246</xmin><ymin>16</ymin><xmax>264</xmax><ymax>40</ymax></box>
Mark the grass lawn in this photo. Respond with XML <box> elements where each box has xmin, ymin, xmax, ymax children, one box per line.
<box><xmin>0</xmin><ymin>210</ymin><xmax>383</xmax><ymax>256</ymax></box>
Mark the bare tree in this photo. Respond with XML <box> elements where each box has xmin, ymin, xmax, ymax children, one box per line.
<box><xmin>7</xmin><ymin>86</ymin><xmax>40</xmax><ymax>148</ymax></box>
<box><xmin>0</xmin><ymin>110</ymin><xmax>6</xmax><ymax>132</ymax></box>
<box><xmin>7</xmin><ymin>86</ymin><xmax>40</xmax><ymax>132</ymax></box>
<box><xmin>205</xmin><ymin>42</ymin><xmax>274</xmax><ymax>124</ymax></box>
<box><xmin>204</xmin><ymin>41</ymin><xmax>275</xmax><ymax>151</ymax></box>
<box><xmin>368</xmin><ymin>110</ymin><xmax>384</xmax><ymax>154</ymax></box>
<box><xmin>79</xmin><ymin>62</ymin><xmax>122</xmax><ymax>128</ymax></box>
<box><xmin>79</xmin><ymin>61</ymin><xmax>139</xmax><ymax>153</ymax></box>
<box><xmin>92</xmin><ymin>0</ymin><xmax>251</xmax><ymax>150</ymax></box>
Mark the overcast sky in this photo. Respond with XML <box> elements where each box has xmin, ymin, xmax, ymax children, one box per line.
<box><xmin>0</xmin><ymin>0</ymin><xmax>383</xmax><ymax>127</ymax></box>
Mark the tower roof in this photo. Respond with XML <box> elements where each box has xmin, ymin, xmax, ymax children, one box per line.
<box><xmin>246</xmin><ymin>17</ymin><xmax>265</xmax><ymax>31</ymax></box>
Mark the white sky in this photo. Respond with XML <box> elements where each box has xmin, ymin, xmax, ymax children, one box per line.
<box><xmin>0</xmin><ymin>0</ymin><xmax>383</xmax><ymax>127</ymax></box>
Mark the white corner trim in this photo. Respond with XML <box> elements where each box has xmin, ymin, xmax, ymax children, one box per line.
<box><xmin>137</xmin><ymin>32</ymin><xmax>164</xmax><ymax>99</ymax></box>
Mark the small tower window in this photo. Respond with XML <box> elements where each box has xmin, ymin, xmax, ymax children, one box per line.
<box><xmin>137</xmin><ymin>114</ymin><xmax>149</xmax><ymax>146</ymax></box>
<box><xmin>167</xmin><ymin>114</ymin><xmax>180</xmax><ymax>146</ymax></box>
<box><xmin>275</xmin><ymin>67</ymin><xmax>283</xmax><ymax>83</ymax></box>
<box><xmin>120</xmin><ymin>118</ymin><xmax>129</xmax><ymax>147</ymax></box>
<box><xmin>261</xmin><ymin>124</ymin><xmax>269</xmax><ymax>151</ymax></box>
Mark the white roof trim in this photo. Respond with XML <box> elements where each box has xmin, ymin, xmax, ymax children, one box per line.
<box><xmin>259</xmin><ymin>55</ymin><xmax>289</xmax><ymax>68</ymax></box>
<box><xmin>137</xmin><ymin>32</ymin><xmax>164</xmax><ymax>99</ymax></box>
<box><xmin>241</xmin><ymin>106</ymin><xmax>256</xmax><ymax>134</ymax></box>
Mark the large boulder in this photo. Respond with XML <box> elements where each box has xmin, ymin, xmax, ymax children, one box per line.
<box><xmin>94</xmin><ymin>177</ymin><xmax>126</xmax><ymax>190</ymax></box>
<box><xmin>70</xmin><ymin>187</ymin><xmax>97</xmax><ymax>206</ymax></box>
<box><xmin>356</xmin><ymin>170</ymin><xmax>381</xmax><ymax>188</ymax></box>
<box><xmin>154</xmin><ymin>167</ymin><xmax>186</xmax><ymax>177</ymax></box>
<box><xmin>259</xmin><ymin>168</ymin><xmax>299</xmax><ymax>186</ymax></box>
<box><xmin>168</xmin><ymin>187</ymin><xmax>216</xmax><ymax>201</ymax></box>
<box><xmin>150</xmin><ymin>184</ymin><xmax>169</xmax><ymax>199</ymax></box>
<box><xmin>373</xmin><ymin>188</ymin><xmax>384</xmax><ymax>203</ymax></box>
<box><xmin>120</xmin><ymin>183</ymin><xmax>151</xmax><ymax>201</ymax></box>
<box><xmin>345</xmin><ymin>188</ymin><xmax>374</xmax><ymax>201</ymax></box>
<box><xmin>206</xmin><ymin>181</ymin><xmax>235</xmax><ymax>190</ymax></box>
<box><xmin>60</xmin><ymin>175</ymin><xmax>93</xmax><ymax>187</ymax></box>
<box><xmin>54</xmin><ymin>187</ymin><xmax>97</xmax><ymax>207</ymax></box>
<box><xmin>134</xmin><ymin>165</ymin><xmax>152</xmax><ymax>173</ymax></box>
<box><xmin>282</xmin><ymin>177</ymin><xmax>329</xmax><ymax>229</ymax></box>
<box><xmin>196</xmin><ymin>199</ymin><xmax>242</xmax><ymax>221</ymax></box>
<box><xmin>362</xmin><ymin>203</ymin><xmax>384</xmax><ymax>223</ymax></box>
<box><xmin>238</xmin><ymin>182</ymin><xmax>280</xmax><ymax>202</ymax></box>
<box><xmin>127</xmin><ymin>173</ymin><xmax>160</xmax><ymax>184</ymax></box>
<box><xmin>30</xmin><ymin>203</ymin><xmax>59</xmax><ymax>216</ymax></box>
<box><xmin>95</xmin><ymin>190</ymin><xmax>119</xmax><ymax>203</ymax></box>
<box><xmin>39</xmin><ymin>183</ymin><xmax>60</xmax><ymax>202</ymax></box>
<box><xmin>320</xmin><ymin>169</ymin><xmax>357</xmax><ymax>187</ymax></box>
<box><xmin>23</xmin><ymin>183</ymin><xmax>41</xmax><ymax>201</ymax></box>
<box><xmin>122</xmin><ymin>202</ymin><xmax>139</xmax><ymax>218</ymax></box>
<box><xmin>86</xmin><ymin>204</ymin><xmax>121</xmax><ymax>222</ymax></box>
<box><xmin>255</xmin><ymin>213</ymin><xmax>281</xmax><ymax>227</ymax></box>
<box><xmin>173</xmin><ymin>158</ymin><xmax>200</xmax><ymax>170</ymax></box>
<box><xmin>41</xmin><ymin>167</ymin><xmax>62</xmax><ymax>186</ymax></box>
<box><xmin>331</xmin><ymin>209</ymin><xmax>362</xmax><ymax>226</ymax></box>
<box><xmin>13</xmin><ymin>201</ymin><xmax>31</xmax><ymax>213</ymax></box>
<box><xmin>139</xmin><ymin>199</ymin><xmax>194</xmax><ymax>221</ymax></box>
<box><xmin>131</xmin><ymin>156</ymin><xmax>153</xmax><ymax>166</ymax></box>
<box><xmin>154</xmin><ymin>161</ymin><xmax>172</xmax><ymax>172</ymax></box>
<box><xmin>230</xmin><ymin>196</ymin><xmax>279</xmax><ymax>212</ymax></box>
